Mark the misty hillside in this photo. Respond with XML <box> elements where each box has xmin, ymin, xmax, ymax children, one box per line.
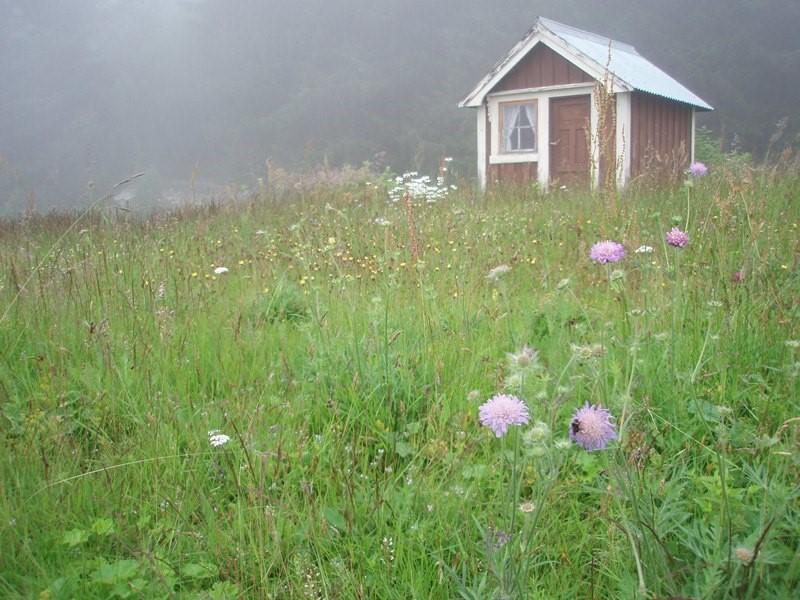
<box><xmin>1</xmin><ymin>0</ymin><xmax>799</xmax><ymax>213</ymax></box>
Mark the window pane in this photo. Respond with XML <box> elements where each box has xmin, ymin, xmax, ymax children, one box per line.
<box><xmin>519</xmin><ymin>126</ymin><xmax>535</xmax><ymax>150</ymax></box>
<box><xmin>508</xmin><ymin>128</ymin><xmax>518</xmax><ymax>151</ymax></box>
<box><xmin>503</xmin><ymin>105</ymin><xmax>519</xmax><ymax>151</ymax></box>
<box><xmin>501</xmin><ymin>102</ymin><xmax>536</xmax><ymax>152</ymax></box>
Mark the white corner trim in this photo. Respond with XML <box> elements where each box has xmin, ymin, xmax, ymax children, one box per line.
<box><xmin>538</xmin><ymin>97</ymin><xmax>550</xmax><ymax>188</ymax></box>
<box><xmin>615</xmin><ymin>91</ymin><xmax>632</xmax><ymax>187</ymax></box>
<box><xmin>477</xmin><ymin>104</ymin><xmax>487</xmax><ymax>190</ymax></box>
<box><xmin>690</xmin><ymin>109</ymin><xmax>696</xmax><ymax>164</ymax></box>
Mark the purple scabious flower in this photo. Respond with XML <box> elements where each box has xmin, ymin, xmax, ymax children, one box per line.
<box><xmin>590</xmin><ymin>240</ymin><xmax>625</xmax><ymax>264</ymax></box>
<box><xmin>479</xmin><ymin>394</ymin><xmax>529</xmax><ymax>438</ymax></box>
<box><xmin>689</xmin><ymin>162</ymin><xmax>708</xmax><ymax>177</ymax></box>
<box><xmin>665</xmin><ymin>227</ymin><xmax>689</xmax><ymax>248</ymax></box>
<box><xmin>569</xmin><ymin>402</ymin><xmax>617</xmax><ymax>451</ymax></box>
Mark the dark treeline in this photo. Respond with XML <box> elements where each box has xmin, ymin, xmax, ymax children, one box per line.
<box><xmin>1</xmin><ymin>0</ymin><xmax>798</xmax><ymax>214</ymax></box>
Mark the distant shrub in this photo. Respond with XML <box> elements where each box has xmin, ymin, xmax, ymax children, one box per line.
<box><xmin>696</xmin><ymin>125</ymin><xmax>752</xmax><ymax>168</ymax></box>
<box><xmin>264</xmin><ymin>160</ymin><xmax>377</xmax><ymax>196</ymax></box>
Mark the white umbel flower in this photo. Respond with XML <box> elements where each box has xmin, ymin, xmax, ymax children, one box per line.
<box><xmin>208</xmin><ymin>430</ymin><xmax>231</xmax><ymax>448</ymax></box>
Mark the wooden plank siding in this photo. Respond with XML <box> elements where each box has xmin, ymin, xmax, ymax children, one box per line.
<box><xmin>630</xmin><ymin>92</ymin><xmax>692</xmax><ymax>181</ymax></box>
<box><xmin>488</xmin><ymin>162</ymin><xmax>538</xmax><ymax>186</ymax></box>
<box><xmin>494</xmin><ymin>44</ymin><xmax>593</xmax><ymax>92</ymax></box>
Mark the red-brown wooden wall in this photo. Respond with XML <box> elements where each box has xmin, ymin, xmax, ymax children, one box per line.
<box><xmin>488</xmin><ymin>162</ymin><xmax>539</xmax><ymax>186</ymax></box>
<box><xmin>494</xmin><ymin>44</ymin><xmax>593</xmax><ymax>91</ymax></box>
<box><xmin>483</xmin><ymin>45</ymin><xmax>694</xmax><ymax>186</ymax></box>
<box><xmin>630</xmin><ymin>92</ymin><xmax>692</xmax><ymax>179</ymax></box>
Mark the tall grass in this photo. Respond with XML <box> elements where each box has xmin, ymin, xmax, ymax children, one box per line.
<box><xmin>1</xmin><ymin>169</ymin><xmax>798</xmax><ymax>598</ymax></box>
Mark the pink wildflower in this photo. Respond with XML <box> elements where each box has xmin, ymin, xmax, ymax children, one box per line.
<box><xmin>665</xmin><ymin>227</ymin><xmax>689</xmax><ymax>248</ymax></box>
<box><xmin>569</xmin><ymin>403</ymin><xmax>617</xmax><ymax>451</ymax></box>
<box><xmin>479</xmin><ymin>394</ymin><xmax>529</xmax><ymax>438</ymax></box>
<box><xmin>689</xmin><ymin>162</ymin><xmax>708</xmax><ymax>177</ymax></box>
<box><xmin>590</xmin><ymin>240</ymin><xmax>626</xmax><ymax>264</ymax></box>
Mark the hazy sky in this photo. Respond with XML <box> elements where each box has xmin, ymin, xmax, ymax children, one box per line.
<box><xmin>1</xmin><ymin>0</ymin><xmax>798</xmax><ymax>215</ymax></box>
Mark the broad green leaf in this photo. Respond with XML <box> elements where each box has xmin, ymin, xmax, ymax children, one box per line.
<box><xmin>92</xmin><ymin>559</ymin><xmax>139</xmax><ymax>585</ymax></box>
<box><xmin>462</xmin><ymin>464</ymin><xmax>487</xmax><ymax>479</ymax></box>
<box><xmin>323</xmin><ymin>506</ymin><xmax>346</xmax><ymax>531</ymax></box>
<box><xmin>182</xmin><ymin>561</ymin><xmax>218</xmax><ymax>580</ymax></box>
<box><xmin>61</xmin><ymin>529</ymin><xmax>89</xmax><ymax>547</ymax></box>
<box><xmin>91</xmin><ymin>517</ymin><xmax>115</xmax><ymax>536</ymax></box>
<box><xmin>395</xmin><ymin>440</ymin><xmax>413</xmax><ymax>458</ymax></box>
<box><xmin>404</xmin><ymin>421</ymin><xmax>422</xmax><ymax>435</ymax></box>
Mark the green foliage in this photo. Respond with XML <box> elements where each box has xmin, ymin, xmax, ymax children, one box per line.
<box><xmin>245</xmin><ymin>279</ymin><xmax>309</xmax><ymax>324</ymax></box>
<box><xmin>695</xmin><ymin>126</ymin><xmax>753</xmax><ymax>169</ymax></box>
<box><xmin>2</xmin><ymin>172</ymin><xmax>800</xmax><ymax>597</ymax></box>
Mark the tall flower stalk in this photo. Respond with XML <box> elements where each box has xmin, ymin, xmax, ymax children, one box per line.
<box><xmin>665</xmin><ymin>225</ymin><xmax>689</xmax><ymax>374</ymax></box>
<box><xmin>685</xmin><ymin>161</ymin><xmax>708</xmax><ymax>229</ymax></box>
<box><xmin>477</xmin><ymin>392</ymin><xmax>529</xmax><ymax>596</ymax></box>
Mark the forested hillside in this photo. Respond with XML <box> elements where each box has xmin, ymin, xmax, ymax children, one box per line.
<box><xmin>1</xmin><ymin>0</ymin><xmax>798</xmax><ymax>212</ymax></box>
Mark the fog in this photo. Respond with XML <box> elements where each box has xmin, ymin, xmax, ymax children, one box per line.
<box><xmin>1</xmin><ymin>0</ymin><xmax>798</xmax><ymax>214</ymax></box>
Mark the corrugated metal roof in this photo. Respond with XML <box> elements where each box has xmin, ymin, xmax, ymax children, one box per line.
<box><xmin>460</xmin><ymin>18</ymin><xmax>713</xmax><ymax>111</ymax></box>
<box><xmin>541</xmin><ymin>18</ymin><xmax>712</xmax><ymax>110</ymax></box>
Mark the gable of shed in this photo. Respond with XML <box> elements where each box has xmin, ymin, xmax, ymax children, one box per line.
<box><xmin>461</xmin><ymin>18</ymin><xmax>712</xmax><ymax>111</ymax></box>
<box><xmin>492</xmin><ymin>43</ymin><xmax>594</xmax><ymax>93</ymax></box>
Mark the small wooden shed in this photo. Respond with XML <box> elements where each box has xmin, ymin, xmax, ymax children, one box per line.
<box><xmin>459</xmin><ymin>17</ymin><xmax>713</xmax><ymax>189</ymax></box>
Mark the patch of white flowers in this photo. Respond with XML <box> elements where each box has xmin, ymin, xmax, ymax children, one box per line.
<box><xmin>389</xmin><ymin>171</ymin><xmax>451</xmax><ymax>203</ymax></box>
<box><xmin>208</xmin><ymin>430</ymin><xmax>231</xmax><ymax>448</ymax></box>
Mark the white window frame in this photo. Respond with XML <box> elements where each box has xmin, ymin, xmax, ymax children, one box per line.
<box><xmin>499</xmin><ymin>100</ymin><xmax>538</xmax><ymax>154</ymax></box>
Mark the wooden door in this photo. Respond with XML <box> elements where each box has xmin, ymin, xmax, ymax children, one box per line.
<box><xmin>549</xmin><ymin>95</ymin><xmax>591</xmax><ymax>187</ymax></box>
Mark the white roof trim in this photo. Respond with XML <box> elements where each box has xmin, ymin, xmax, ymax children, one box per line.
<box><xmin>459</xmin><ymin>17</ymin><xmax>712</xmax><ymax>111</ymax></box>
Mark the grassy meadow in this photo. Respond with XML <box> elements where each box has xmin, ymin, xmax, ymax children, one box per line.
<box><xmin>1</xmin><ymin>169</ymin><xmax>799</xmax><ymax>598</ymax></box>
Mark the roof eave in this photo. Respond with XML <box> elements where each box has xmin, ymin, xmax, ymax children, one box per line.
<box><xmin>458</xmin><ymin>22</ymin><xmax>545</xmax><ymax>109</ymax></box>
<box><xmin>635</xmin><ymin>89</ymin><xmax>714</xmax><ymax>112</ymax></box>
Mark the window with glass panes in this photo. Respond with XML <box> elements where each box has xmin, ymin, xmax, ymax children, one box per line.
<box><xmin>501</xmin><ymin>101</ymin><xmax>537</xmax><ymax>152</ymax></box>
